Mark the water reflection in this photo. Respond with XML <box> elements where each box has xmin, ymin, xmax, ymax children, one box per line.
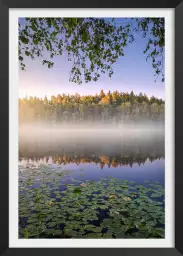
<box><xmin>19</xmin><ymin>127</ymin><xmax>165</xmax><ymax>184</ymax></box>
<box><xmin>19</xmin><ymin>154</ymin><xmax>164</xmax><ymax>168</ymax></box>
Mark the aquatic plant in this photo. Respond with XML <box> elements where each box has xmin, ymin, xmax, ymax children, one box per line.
<box><xmin>19</xmin><ymin>165</ymin><xmax>165</xmax><ymax>239</ymax></box>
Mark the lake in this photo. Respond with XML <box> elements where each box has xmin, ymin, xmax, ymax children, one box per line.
<box><xmin>18</xmin><ymin>125</ymin><xmax>165</xmax><ymax>239</ymax></box>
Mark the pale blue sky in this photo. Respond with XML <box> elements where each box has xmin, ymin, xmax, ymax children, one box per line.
<box><xmin>19</xmin><ymin>18</ymin><xmax>164</xmax><ymax>100</ymax></box>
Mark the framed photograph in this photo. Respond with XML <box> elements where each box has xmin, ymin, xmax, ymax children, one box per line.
<box><xmin>0</xmin><ymin>0</ymin><xmax>182</xmax><ymax>255</ymax></box>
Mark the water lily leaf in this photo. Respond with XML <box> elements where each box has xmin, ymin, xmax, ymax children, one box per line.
<box><xmin>84</xmin><ymin>224</ymin><xmax>97</xmax><ymax>230</ymax></box>
<box><xmin>44</xmin><ymin>229</ymin><xmax>55</xmax><ymax>235</ymax></box>
<box><xmin>138</xmin><ymin>223</ymin><xmax>146</xmax><ymax>230</ymax></box>
<box><xmin>85</xmin><ymin>233</ymin><xmax>103</xmax><ymax>238</ymax></box>
<box><xmin>73</xmin><ymin>187</ymin><xmax>82</xmax><ymax>194</ymax></box>
<box><xmin>103</xmin><ymin>232</ymin><xmax>113</xmax><ymax>238</ymax></box>
<box><xmin>53</xmin><ymin>230</ymin><xmax>62</xmax><ymax>236</ymax></box>
<box><xmin>47</xmin><ymin>222</ymin><xmax>56</xmax><ymax>228</ymax></box>
<box><xmin>151</xmin><ymin>193</ymin><xmax>163</xmax><ymax>198</ymax></box>
<box><xmin>146</xmin><ymin>206</ymin><xmax>158</xmax><ymax>213</ymax></box>
<box><xmin>115</xmin><ymin>231</ymin><xmax>125</xmax><ymax>238</ymax></box>
<box><xmin>121</xmin><ymin>185</ymin><xmax>128</xmax><ymax>190</ymax></box>
<box><xmin>64</xmin><ymin>228</ymin><xmax>78</xmax><ymax>237</ymax></box>
<box><xmin>152</xmin><ymin>228</ymin><xmax>165</xmax><ymax>238</ymax></box>
<box><xmin>27</xmin><ymin>218</ymin><xmax>39</xmax><ymax>224</ymax></box>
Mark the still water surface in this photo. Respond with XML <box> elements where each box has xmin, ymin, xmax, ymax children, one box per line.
<box><xmin>19</xmin><ymin>127</ymin><xmax>165</xmax><ymax>185</ymax></box>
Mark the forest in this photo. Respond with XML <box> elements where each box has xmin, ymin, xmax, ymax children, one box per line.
<box><xmin>19</xmin><ymin>89</ymin><xmax>164</xmax><ymax>125</ymax></box>
<box><xmin>19</xmin><ymin>154</ymin><xmax>163</xmax><ymax>169</ymax></box>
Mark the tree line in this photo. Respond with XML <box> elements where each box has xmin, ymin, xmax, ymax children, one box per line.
<box><xmin>19</xmin><ymin>90</ymin><xmax>164</xmax><ymax>125</ymax></box>
<box><xmin>19</xmin><ymin>154</ymin><xmax>164</xmax><ymax>169</ymax></box>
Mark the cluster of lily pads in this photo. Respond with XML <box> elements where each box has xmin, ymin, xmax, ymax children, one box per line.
<box><xmin>19</xmin><ymin>164</ymin><xmax>165</xmax><ymax>239</ymax></box>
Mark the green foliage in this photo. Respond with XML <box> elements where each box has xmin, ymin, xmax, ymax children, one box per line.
<box><xmin>19</xmin><ymin>165</ymin><xmax>165</xmax><ymax>239</ymax></box>
<box><xmin>136</xmin><ymin>18</ymin><xmax>165</xmax><ymax>82</ymax></box>
<box><xmin>19</xmin><ymin>90</ymin><xmax>164</xmax><ymax>125</ymax></box>
<box><xmin>19</xmin><ymin>18</ymin><xmax>165</xmax><ymax>83</ymax></box>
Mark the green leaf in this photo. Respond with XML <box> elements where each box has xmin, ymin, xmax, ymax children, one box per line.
<box><xmin>85</xmin><ymin>233</ymin><xmax>103</xmax><ymax>238</ymax></box>
<box><xmin>31</xmin><ymin>23</ymin><xmax>37</xmax><ymax>32</ymax></box>
<box><xmin>20</xmin><ymin>36</ymin><xmax>29</xmax><ymax>44</ymax></box>
<box><xmin>53</xmin><ymin>230</ymin><xmax>62</xmax><ymax>236</ymax></box>
<box><xmin>152</xmin><ymin>228</ymin><xmax>165</xmax><ymax>238</ymax></box>
<box><xmin>47</xmin><ymin>222</ymin><xmax>56</xmax><ymax>228</ymax></box>
<box><xmin>25</xmin><ymin>51</ymin><xmax>30</xmax><ymax>56</ymax></box>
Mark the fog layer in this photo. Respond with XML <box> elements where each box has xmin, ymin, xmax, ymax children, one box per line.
<box><xmin>19</xmin><ymin>122</ymin><xmax>164</xmax><ymax>159</ymax></box>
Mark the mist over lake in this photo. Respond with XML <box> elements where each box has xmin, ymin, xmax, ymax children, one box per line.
<box><xmin>19</xmin><ymin>123</ymin><xmax>164</xmax><ymax>166</ymax></box>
